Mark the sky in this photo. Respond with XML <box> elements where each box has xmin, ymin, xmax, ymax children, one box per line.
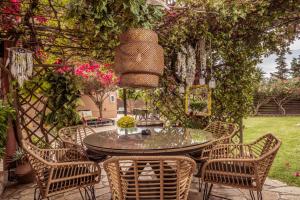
<box><xmin>259</xmin><ymin>39</ymin><xmax>300</xmax><ymax>77</ymax></box>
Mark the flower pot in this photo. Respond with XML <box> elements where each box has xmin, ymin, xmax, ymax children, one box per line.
<box><xmin>114</xmin><ymin>28</ymin><xmax>164</xmax><ymax>88</ymax></box>
<box><xmin>15</xmin><ymin>162</ymin><xmax>34</xmax><ymax>184</ymax></box>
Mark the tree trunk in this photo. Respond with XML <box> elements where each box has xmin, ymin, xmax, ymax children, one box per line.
<box><xmin>88</xmin><ymin>94</ymin><xmax>103</xmax><ymax>118</ymax></box>
<box><xmin>254</xmin><ymin>104</ymin><xmax>261</xmax><ymax>116</ymax></box>
<box><xmin>254</xmin><ymin>97</ymin><xmax>272</xmax><ymax>116</ymax></box>
<box><xmin>279</xmin><ymin>103</ymin><xmax>286</xmax><ymax>115</ymax></box>
<box><xmin>98</xmin><ymin>102</ymin><xmax>103</xmax><ymax>118</ymax></box>
<box><xmin>273</xmin><ymin>98</ymin><xmax>287</xmax><ymax>115</ymax></box>
<box><xmin>238</xmin><ymin>118</ymin><xmax>243</xmax><ymax>144</ymax></box>
<box><xmin>123</xmin><ymin>88</ymin><xmax>127</xmax><ymax>116</ymax></box>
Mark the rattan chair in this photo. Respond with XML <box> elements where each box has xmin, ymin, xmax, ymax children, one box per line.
<box><xmin>198</xmin><ymin>121</ymin><xmax>239</xmax><ymax>161</ymax></box>
<box><xmin>103</xmin><ymin>156</ymin><xmax>196</xmax><ymax>200</ymax></box>
<box><xmin>58</xmin><ymin>125</ymin><xmax>106</xmax><ymax>161</ymax></box>
<box><xmin>191</xmin><ymin>121</ymin><xmax>238</xmax><ymax>191</ymax></box>
<box><xmin>201</xmin><ymin>134</ymin><xmax>281</xmax><ymax>200</ymax></box>
<box><xmin>58</xmin><ymin>125</ymin><xmax>96</xmax><ymax>148</ymax></box>
<box><xmin>22</xmin><ymin>139</ymin><xmax>101</xmax><ymax>200</ymax></box>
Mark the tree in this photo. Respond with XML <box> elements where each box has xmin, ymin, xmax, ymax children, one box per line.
<box><xmin>253</xmin><ymin>79</ymin><xmax>273</xmax><ymax>115</ymax></box>
<box><xmin>271</xmin><ymin>79</ymin><xmax>300</xmax><ymax>115</ymax></box>
<box><xmin>290</xmin><ymin>57</ymin><xmax>300</xmax><ymax>78</ymax></box>
<box><xmin>272</xmin><ymin>51</ymin><xmax>289</xmax><ymax>80</ymax></box>
<box><xmin>152</xmin><ymin>0</ymin><xmax>300</xmax><ymax>129</ymax></box>
<box><xmin>75</xmin><ymin>63</ymin><xmax>118</xmax><ymax>118</ymax></box>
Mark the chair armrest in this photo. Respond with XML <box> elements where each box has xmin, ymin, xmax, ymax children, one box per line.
<box><xmin>209</xmin><ymin>144</ymin><xmax>255</xmax><ymax>159</ymax></box>
<box><xmin>39</xmin><ymin>148</ymin><xmax>88</xmax><ymax>163</ymax></box>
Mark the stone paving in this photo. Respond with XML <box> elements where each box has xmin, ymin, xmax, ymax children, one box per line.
<box><xmin>1</xmin><ymin>166</ymin><xmax>300</xmax><ymax>200</ymax></box>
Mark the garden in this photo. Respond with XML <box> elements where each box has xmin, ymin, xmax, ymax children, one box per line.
<box><xmin>0</xmin><ymin>0</ymin><xmax>300</xmax><ymax>200</ymax></box>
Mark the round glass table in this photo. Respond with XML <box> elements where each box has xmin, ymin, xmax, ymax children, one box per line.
<box><xmin>84</xmin><ymin>127</ymin><xmax>215</xmax><ymax>156</ymax></box>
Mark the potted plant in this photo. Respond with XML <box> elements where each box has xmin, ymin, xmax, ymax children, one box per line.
<box><xmin>13</xmin><ymin>136</ymin><xmax>45</xmax><ymax>184</ymax></box>
<box><xmin>117</xmin><ymin>116</ymin><xmax>136</xmax><ymax>129</ymax></box>
<box><xmin>12</xmin><ymin>148</ymin><xmax>34</xmax><ymax>184</ymax></box>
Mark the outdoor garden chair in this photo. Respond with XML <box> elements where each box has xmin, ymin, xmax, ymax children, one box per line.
<box><xmin>197</xmin><ymin>121</ymin><xmax>239</xmax><ymax>161</ymax></box>
<box><xmin>103</xmin><ymin>156</ymin><xmax>196</xmax><ymax>200</ymax></box>
<box><xmin>21</xmin><ymin>139</ymin><xmax>101</xmax><ymax>200</ymax></box>
<box><xmin>58</xmin><ymin>125</ymin><xmax>106</xmax><ymax>161</ymax></box>
<box><xmin>191</xmin><ymin>121</ymin><xmax>238</xmax><ymax>191</ymax></box>
<box><xmin>201</xmin><ymin>133</ymin><xmax>281</xmax><ymax>200</ymax></box>
<box><xmin>59</xmin><ymin>125</ymin><xmax>96</xmax><ymax>148</ymax></box>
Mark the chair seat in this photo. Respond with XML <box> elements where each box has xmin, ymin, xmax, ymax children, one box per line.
<box><xmin>125</xmin><ymin>180</ymin><xmax>178</xmax><ymax>200</ymax></box>
<box><xmin>204</xmin><ymin>163</ymin><xmax>254</xmax><ymax>187</ymax></box>
<box><xmin>43</xmin><ymin>167</ymin><xmax>98</xmax><ymax>194</ymax></box>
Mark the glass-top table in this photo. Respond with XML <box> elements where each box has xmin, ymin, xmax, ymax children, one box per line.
<box><xmin>83</xmin><ymin>127</ymin><xmax>215</xmax><ymax>156</ymax></box>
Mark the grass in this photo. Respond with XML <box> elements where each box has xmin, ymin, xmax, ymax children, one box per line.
<box><xmin>243</xmin><ymin>116</ymin><xmax>300</xmax><ymax>187</ymax></box>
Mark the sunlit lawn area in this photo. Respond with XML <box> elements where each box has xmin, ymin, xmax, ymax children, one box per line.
<box><xmin>244</xmin><ymin>116</ymin><xmax>300</xmax><ymax>187</ymax></box>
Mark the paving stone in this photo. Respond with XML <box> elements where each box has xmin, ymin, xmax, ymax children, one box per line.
<box><xmin>20</xmin><ymin>188</ymin><xmax>33</xmax><ymax>195</ymax></box>
<box><xmin>96</xmin><ymin>186</ymin><xmax>110</xmax><ymax>196</ymax></box>
<box><xmin>1</xmin><ymin>176</ymin><xmax>300</xmax><ymax>200</ymax></box>
<box><xmin>267</xmin><ymin>186</ymin><xmax>300</xmax><ymax>195</ymax></box>
<box><xmin>280</xmin><ymin>194</ymin><xmax>300</xmax><ymax>200</ymax></box>
<box><xmin>244</xmin><ymin>190</ymin><xmax>280</xmax><ymax>200</ymax></box>
<box><xmin>265</xmin><ymin>178</ymin><xmax>287</xmax><ymax>188</ymax></box>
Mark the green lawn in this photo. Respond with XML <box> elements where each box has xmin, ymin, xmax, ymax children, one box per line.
<box><xmin>244</xmin><ymin>116</ymin><xmax>300</xmax><ymax>187</ymax></box>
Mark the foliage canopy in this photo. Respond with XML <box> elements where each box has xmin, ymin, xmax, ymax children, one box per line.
<box><xmin>1</xmin><ymin>0</ymin><xmax>300</xmax><ymax>127</ymax></box>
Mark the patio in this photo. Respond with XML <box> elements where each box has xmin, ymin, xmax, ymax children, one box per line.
<box><xmin>1</xmin><ymin>0</ymin><xmax>300</xmax><ymax>200</ymax></box>
<box><xmin>1</xmin><ymin>125</ymin><xmax>298</xmax><ymax>199</ymax></box>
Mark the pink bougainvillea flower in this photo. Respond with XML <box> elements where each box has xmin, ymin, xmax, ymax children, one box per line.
<box><xmin>0</xmin><ymin>0</ymin><xmax>21</xmax><ymax>31</ymax></box>
<box><xmin>34</xmin><ymin>16</ymin><xmax>48</xmax><ymax>23</ymax></box>
<box><xmin>34</xmin><ymin>48</ymin><xmax>48</xmax><ymax>61</ymax></box>
<box><xmin>53</xmin><ymin>59</ymin><xmax>72</xmax><ymax>74</ymax></box>
<box><xmin>294</xmin><ymin>172</ymin><xmax>300</xmax><ymax>177</ymax></box>
<box><xmin>75</xmin><ymin>62</ymin><xmax>118</xmax><ymax>86</ymax></box>
<box><xmin>103</xmin><ymin>63</ymin><xmax>112</xmax><ymax>67</ymax></box>
<box><xmin>56</xmin><ymin>66</ymin><xmax>72</xmax><ymax>74</ymax></box>
<box><xmin>54</xmin><ymin>58</ymin><xmax>63</xmax><ymax>65</ymax></box>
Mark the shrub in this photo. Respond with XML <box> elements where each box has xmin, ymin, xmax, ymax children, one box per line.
<box><xmin>190</xmin><ymin>100</ymin><xmax>207</xmax><ymax>112</ymax></box>
<box><xmin>117</xmin><ymin>116</ymin><xmax>136</xmax><ymax>128</ymax></box>
<box><xmin>0</xmin><ymin>100</ymin><xmax>15</xmax><ymax>159</ymax></box>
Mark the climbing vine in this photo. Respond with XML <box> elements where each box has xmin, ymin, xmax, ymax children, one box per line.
<box><xmin>1</xmin><ymin>0</ymin><xmax>300</xmax><ymax>129</ymax></box>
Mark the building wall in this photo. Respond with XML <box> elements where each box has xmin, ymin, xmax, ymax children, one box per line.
<box><xmin>117</xmin><ymin>99</ymin><xmax>145</xmax><ymax>114</ymax></box>
<box><xmin>77</xmin><ymin>92</ymin><xmax>118</xmax><ymax>118</ymax></box>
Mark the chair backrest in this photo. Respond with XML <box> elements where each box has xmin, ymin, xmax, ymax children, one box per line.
<box><xmin>252</xmin><ymin>134</ymin><xmax>281</xmax><ymax>189</ymax></box>
<box><xmin>204</xmin><ymin>121</ymin><xmax>238</xmax><ymax>139</ymax></box>
<box><xmin>103</xmin><ymin>156</ymin><xmax>196</xmax><ymax>200</ymax></box>
<box><xmin>58</xmin><ymin>125</ymin><xmax>96</xmax><ymax>148</ymax></box>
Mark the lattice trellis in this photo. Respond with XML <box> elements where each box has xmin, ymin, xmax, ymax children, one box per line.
<box><xmin>15</xmin><ymin>65</ymin><xmax>71</xmax><ymax>147</ymax></box>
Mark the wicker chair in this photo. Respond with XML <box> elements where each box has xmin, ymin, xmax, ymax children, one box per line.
<box><xmin>201</xmin><ymin>134</ymin><xmax>281</xmax><ymax>200</ymax></box>
<box><xmin>191</xmin><ymin>121</ymin><xmax>238</xmax><ymax>191</ymax></box>
<box><xmin>58</xmin><ymin>125</ymin><xmax>106</xmax><ymax>161</ymax></box>
<box><xmin>22</xmin><ymin>139</ymin><xmax>101</xmax><ymax>200</ymax></box>
<box><xmin>103</xmin><ymin>156</ymin><xmax>196</xmax><ymax>200</ymax></box>
<box><xmin>58</xmin><ymin>125</ymin><xmax>96</xmax><ymax>148</ymax></box>
<box><xmin>199</xmin><ymin>121</ymin><xmax>239</xmax><ymax>161</ymax></box>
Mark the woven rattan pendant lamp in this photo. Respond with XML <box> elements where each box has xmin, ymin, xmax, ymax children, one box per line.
<box><xmin>114</xmin><ymin>28</ymin><xmax>164</xmax><ymax>88</ymax></box>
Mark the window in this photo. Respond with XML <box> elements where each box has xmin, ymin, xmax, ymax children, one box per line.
<box><xmin>110</xmin><ymin>94</ymin><xmax>115</xmax><ymax>102</ymax></box>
